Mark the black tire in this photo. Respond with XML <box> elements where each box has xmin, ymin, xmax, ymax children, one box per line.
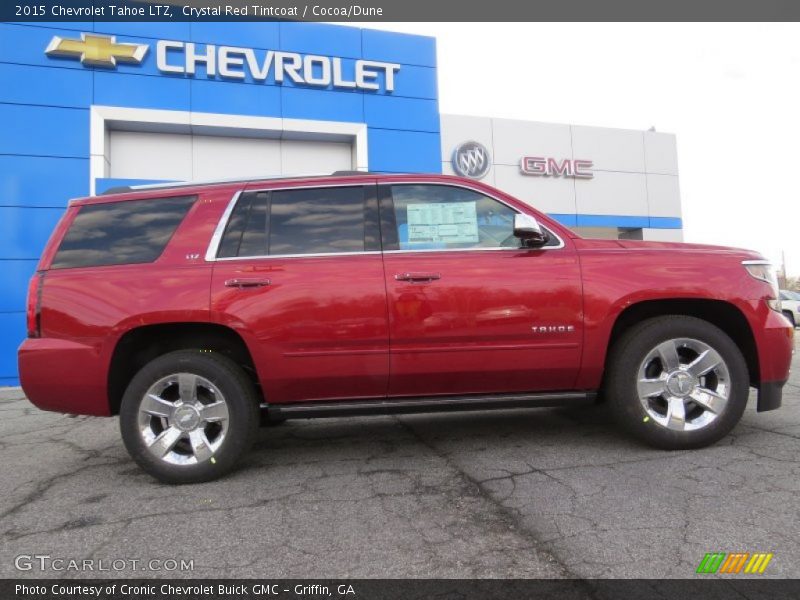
<box><xmin>606</xmin><ymin>315</ymin><xmax>749</xmax><ymax>450</ymax></box>
<box><xmin>120</xmin><ymin>350</ymin><xmax>259</xmax><ymax>484</ymax></box>
<box><xmin>783</xmin><ymin>311</ymin><xmax>796</xmax><ymax>328</ymax></box>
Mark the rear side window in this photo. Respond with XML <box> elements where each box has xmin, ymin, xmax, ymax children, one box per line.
<box><xmin>51</xmin><ymin>196</ymin><xmax>196</xmax><ymax>269</ymax></box>
<box><xmin>270</xmin><ymin>187</ymin><xmax>365</xmax><ymax>255</ymax></box>
<box><xmin>218</xmin><ymin>186</ymin><xmax>370</xmax><ymax>258</ymax></box>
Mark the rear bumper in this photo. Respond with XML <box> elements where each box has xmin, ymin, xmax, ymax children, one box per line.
<box><xmin>18</xmin><ymin>337</ymin><xmax>110</xmax><ymax>416</ymax></box>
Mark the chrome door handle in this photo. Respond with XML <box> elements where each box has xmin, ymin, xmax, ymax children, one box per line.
<box><xmin>394</xmin><ymin>272</ymin><xmax>441</xmax><ymax>283</ymax></box>
<box><xmin>224</xmin><ymin>278</ymin><xmax>271</xmax><ymax>288</ymax></box>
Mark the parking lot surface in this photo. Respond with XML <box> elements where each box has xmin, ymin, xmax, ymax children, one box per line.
<box><xmin>1</xmin><ymin>339</ymin><xmax>797</xmax><ymax>579</ymax></box>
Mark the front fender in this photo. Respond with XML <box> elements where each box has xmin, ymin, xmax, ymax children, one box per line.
<box><xmin>574</xmin><ymin>246</ymin><xmax>767</xmax><ymax>390</ymax></box>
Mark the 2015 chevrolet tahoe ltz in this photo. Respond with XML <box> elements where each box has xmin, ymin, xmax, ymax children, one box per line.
<box><xmin>19</xmin><ymin>173</ymin><xmax>794</xmax><ymax>483</ymax></box>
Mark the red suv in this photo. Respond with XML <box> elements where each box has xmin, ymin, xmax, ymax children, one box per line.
<box><xmin>19</xmin><ymin>173</ymin><xmax>793</xmax><ymax>483</ymax></box>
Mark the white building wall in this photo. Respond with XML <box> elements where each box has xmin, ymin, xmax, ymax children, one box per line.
<box><xmin>440</xmin><ymin>114</ymin><xmax>682</xmax><ymax>240</ymax></box>
<box><xmin>642</xmin><ymin>228</ymin><xmax>685</xmax><ymax>242</ymax></box>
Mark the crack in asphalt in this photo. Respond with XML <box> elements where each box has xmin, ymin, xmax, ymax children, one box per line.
<box><xmin>0</xmin><ymin>458</ymin><xmax>125</xmax><ymax>523</ymax></box>
<box><xmin>393</xmin><ymin>415</ymin><xmax>582</xmax><ymax>580</ymax></box>
<box><xmin>739</xmin><ymin>424</ymin><xmax>800</xmax><ymax>441</ymax></box>
<box><xmin>476</xmin><ymin>451</ymin><xmax>693</xmax><ymax>480</ymax></box>
<box><xmin>3</xmin><ymin>485</ymin><xmax>313</xmax><ymax>542</ymax></box>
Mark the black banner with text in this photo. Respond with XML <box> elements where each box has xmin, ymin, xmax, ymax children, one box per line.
<box><xmin>5</xmin><ymin>579</ymin><xmax>800</xmax><ymax>600</ymax></box>
<box><xmin>5</xmin><ymin>0</ymin><xmax>800</xmax><ymax>22</ymax></box>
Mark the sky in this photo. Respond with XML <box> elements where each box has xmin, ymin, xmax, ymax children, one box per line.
<box><xmin>348</xmin><ymin>23</ymin><xmax>799</xmax><ymax>276</ymax></box>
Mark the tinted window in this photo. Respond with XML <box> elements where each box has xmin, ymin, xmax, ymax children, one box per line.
<box><xmin>51</xmin><ymin>195</ymin><xmax>196</xmax><ymax>269</ymax></box>
<box><xmin>216</xmin><ymin>186</ymin><xmax>369</xmax><ymax>258</ymax></box>
<box><xmin>218</xmin><ymin>192</ymin><xmax>268</xmax><ymax>258</ymax></box>
<box><xmin>268</xmin><ymin>187</ymin><xmax>365</xmax><ymax>255</ymax></box>
<box><xmin>389</xmin><ymin>185</ymin><xmax>519</xmax><ymax>250</ymax></box>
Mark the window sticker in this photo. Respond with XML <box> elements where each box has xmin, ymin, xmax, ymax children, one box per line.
<box><xmin>406</xmin><ymin>201</ymin><xmax>479</xmax><ymax>244</ymax></box>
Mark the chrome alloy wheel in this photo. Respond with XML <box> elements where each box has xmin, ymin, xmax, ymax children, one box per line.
<box><xmin>637</xmin><ymin>338</ymin><xmax>731</xmax><ymax>432</ymax></box>
<box><xmin>138</xmin><ymin>373</ymin><xmax>229</xmax><ymax>465</ymax></box>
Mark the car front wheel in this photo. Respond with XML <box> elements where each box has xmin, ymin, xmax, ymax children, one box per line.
<box><xmin>120</xmin><ymin>350</ymin><xmax>259</xmax><ymax>484</ymax></box>
<box><xmin>606</xmin><ymin>315</ymin><xmax>749</xmax><ymax>449</ymax></box>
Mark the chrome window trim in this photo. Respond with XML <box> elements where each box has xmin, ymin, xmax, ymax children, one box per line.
<box><xmin>205</xmin><ymin>179</ymin><xmax>565</xmax><ymax>262</ymax></box>
<box><xmin>382</xmin><ymin>246</ymin><xmax>554</xmax><ymax>255</ymax></box>
<box><xmin>215</xmin><ymin>251</ymin><xmax>383</xmax><ymax>261</ymax></box>
<box><xmin>382</xmin><ymin>180</ymin><xmax>565</xmax><ymax>252</ymax></box>
<box><xmin>205</xmin><ymin>190</ymin><xmax>243</xmax><ymax>262</ymax></box>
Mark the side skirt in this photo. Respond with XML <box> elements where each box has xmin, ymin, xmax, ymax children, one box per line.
<box><xmin>263</xmin><ymin>391</ymin><xmax>596</xmax><ymax>421</ymax></box>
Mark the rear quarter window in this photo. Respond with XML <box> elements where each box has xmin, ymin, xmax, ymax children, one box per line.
<box><xmin>51</xmin><ymin>195</ymin><xmax>196</xmax><ymax>269</ymax></box>
<box><xmin>216</xmin><ymin>186</ymin><xmax>371</xmax><ymax>258</ymax></box>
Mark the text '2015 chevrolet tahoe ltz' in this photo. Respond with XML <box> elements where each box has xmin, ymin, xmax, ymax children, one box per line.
<box><xmin>19</xmin><ymin>173</ymin><xmax>793</xmax><ymax>483</ymax></box>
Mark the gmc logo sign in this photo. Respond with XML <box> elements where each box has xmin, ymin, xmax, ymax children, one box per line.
<box><xmin>520</xmin><ymin>157</ymin><xmax>594</xmax><ymax>179</ymax></box>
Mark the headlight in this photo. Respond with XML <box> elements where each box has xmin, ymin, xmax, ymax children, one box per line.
<box><xmin>743</xmin><ymin>260</ymin><xmax>781</xmax><ymax>311</ymax></box>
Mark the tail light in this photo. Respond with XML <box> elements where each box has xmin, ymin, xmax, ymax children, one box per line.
<box><xmin>26</xmin><ymin>272</ymin><xmax>44</xmax><ymax>338</ymax></box>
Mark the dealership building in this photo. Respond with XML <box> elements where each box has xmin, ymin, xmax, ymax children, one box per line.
<box><xmin>0</xmin><ymin>21</ymin><xmax>682</xmax><ymax>386</ymax></box>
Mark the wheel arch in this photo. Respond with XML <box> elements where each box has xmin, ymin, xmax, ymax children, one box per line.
<box><xmin>108</xmin><ymin>322</ymin><xmax>261</xmax><ymax>416</ymax></box>
<box><xmin>605</xmin><ymin>299</ymin><xmax>759</xmax><ymax>388</ymax></box>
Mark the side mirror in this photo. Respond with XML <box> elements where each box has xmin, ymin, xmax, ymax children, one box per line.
<box><xmin>513</xmin><ymin>213</ymin><xmax>549</xmax><ymax>247</ymax></box>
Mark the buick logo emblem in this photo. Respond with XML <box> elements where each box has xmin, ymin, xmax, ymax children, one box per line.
<box><xmin>452</xmin><ymin>141</ymin><xmax>491</xmax><ymax>180</ymax></box>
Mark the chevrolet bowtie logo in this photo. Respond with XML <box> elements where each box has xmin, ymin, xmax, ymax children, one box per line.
<box><xmin>45</xmin><ymin>33</ymin><xmax>148</xmax><ymax>68</ymax></box>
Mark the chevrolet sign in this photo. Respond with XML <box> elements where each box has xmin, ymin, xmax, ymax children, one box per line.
<box><xmin>46</xmin><ymin>34</ymin><xmax>401</xmax><ymax>92</ymax></box>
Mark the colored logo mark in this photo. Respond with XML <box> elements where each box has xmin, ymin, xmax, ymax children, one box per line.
<box><xmin>696</xmin><ymin>552</ymin><xmax>773</xmax><ymax>574</ymax></box>
<box><xmin>46</xmin><ymin>33</ymin><xmax>148</xmax><ymax>68</ymax></box>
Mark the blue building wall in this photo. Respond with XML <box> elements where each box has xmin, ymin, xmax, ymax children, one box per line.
<box><xmin>0</xmin><ymin>22</ymin><xmax>441</xmax><ymax>385</ymax></box>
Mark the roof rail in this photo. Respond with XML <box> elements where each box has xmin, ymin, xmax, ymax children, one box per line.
<box><xmin>329</xmin><ymin>170</ymin><xmax>373</xmax><ymax>176</ymax></box>
<box><xmin>98</xmin><ymin>170</ymin><xmax>375</xmax><ymax>195</ymax></box>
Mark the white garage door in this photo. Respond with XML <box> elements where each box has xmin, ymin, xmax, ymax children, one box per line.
<box><xmin>108</xmin><ymin>130</ymin><xmax>354</xmax><ymax>181</ymax></box>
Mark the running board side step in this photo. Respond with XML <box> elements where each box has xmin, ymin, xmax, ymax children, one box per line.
<box><xmin>264</xmin><ymin>391</ymin><xmax>596</xmax><ymax>421</ymax></box>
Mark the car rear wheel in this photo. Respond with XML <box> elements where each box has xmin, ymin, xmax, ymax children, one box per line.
<box><xmin>120</xmin><ymin>350</ymin><xmax>259</xmax><ymax>484</ymax></box>
<box><xmin>606</xmin><ymin>315</ymin><xmax>749</xmax><ymax>449</ymax></box>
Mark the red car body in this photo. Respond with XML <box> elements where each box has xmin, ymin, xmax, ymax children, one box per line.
<box><xmin>18</xmin><ymin>173</ymin><xmax>793</xmax><ymax>417</ymax></box>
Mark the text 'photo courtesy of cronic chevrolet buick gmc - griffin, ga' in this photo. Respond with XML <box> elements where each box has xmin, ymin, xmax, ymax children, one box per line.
<box><xmin>18</xmin><ymin>173</ymin><xmax>793</xmax><ymax>483</ymax></box>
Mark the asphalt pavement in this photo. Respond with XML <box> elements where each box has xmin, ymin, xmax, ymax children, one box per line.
<box><xmin>1</xmin><ymin>338</ymin><xmax>797</xmax><ymax>579</ymax></box>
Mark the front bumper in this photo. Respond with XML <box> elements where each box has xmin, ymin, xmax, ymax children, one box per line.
<box><xmin>750</xmin><ymin>306</ymin><xmax>793</xmax><ymax>411</ymax></box>
<box><xmin>757</xmin><ymin>380</ymin><xmax>785</xmax><ymax>412</ymax></box>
